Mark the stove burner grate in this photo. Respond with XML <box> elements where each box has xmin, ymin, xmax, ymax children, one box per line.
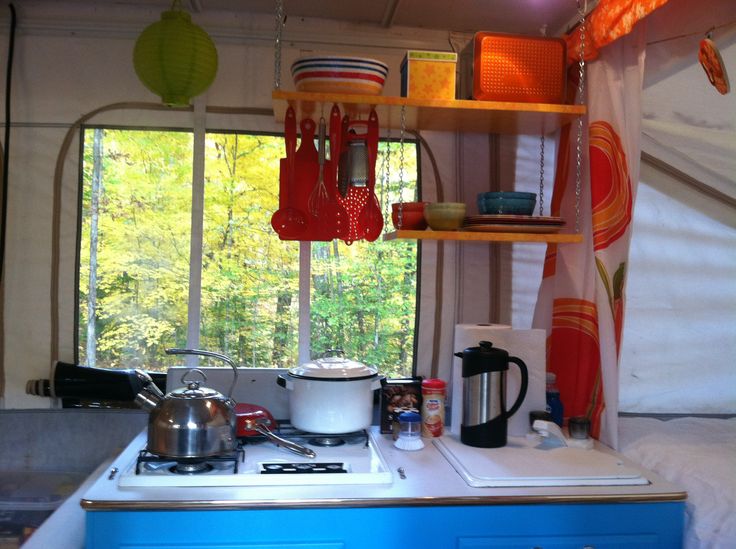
<box><xmin>310</xmin><ymin>436</ymin><xmax>345</xmax><ymax>447</ymax></box>
<box><xmin>260</xmin><ymin>462</ymin><xmax>348</xmax><ymax>474</ymax></box>
<box><xmin>135</xmin><ymin>447</ymin><xmax>245</xmax><ymax>476</ymax></box>
<box><xmin>240</xmin><ymin>424</ymin><xmax>370</xmax><ymax>449</ymax></box>
<box><xmin>171</xmin><ymin>461</ymin><xmax>214</xmax><ymax>475</ymax></box>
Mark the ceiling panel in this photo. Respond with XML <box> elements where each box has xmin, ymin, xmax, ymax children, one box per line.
<box><xmin>73</xmin><ymin>0</ymin><xmax>582</xmax><ymax>35</ymax></box>
<box><xmin>227</xmin><ymin>1</ymin><xmax>388</xmax><ymax>26</ymax></box>
<box><xmin>390</xmin><ymin>0</ymin><xmax>579</xmax><ymax>34</ymax></box>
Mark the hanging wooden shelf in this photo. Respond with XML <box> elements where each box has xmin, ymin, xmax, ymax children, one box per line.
<box><xmin>273</xmin><ymin>90</ymin><xmax>586</xmax><ymax>135</ymax></box>
<box><xmin>383</xmin><ymin>230</ymin><xmax>584</xmax><ymax>243</ymax></box>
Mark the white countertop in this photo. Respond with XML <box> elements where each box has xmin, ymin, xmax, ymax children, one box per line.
<box><xmin>81</xmin><ymin>428</ymin><xmax>686</xmax><ymax>510</ymax></box>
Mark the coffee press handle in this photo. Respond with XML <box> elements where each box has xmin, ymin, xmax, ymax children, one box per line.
<box><xmin>504</xmin><ymin>356</ymin><xmax>529</xmax><ymax>419</ymax></box>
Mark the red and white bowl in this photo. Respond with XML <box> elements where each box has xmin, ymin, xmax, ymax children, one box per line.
<box><xmin>291</xmin><ymin>55</ymin><xmax>388</xmax><ymax>95</ymax></box>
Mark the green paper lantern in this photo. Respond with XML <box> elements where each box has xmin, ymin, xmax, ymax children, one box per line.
<box><xmin>133</xmin><ymin>5</ymin><xmax>218</xmax><ymax>107</ymax></box>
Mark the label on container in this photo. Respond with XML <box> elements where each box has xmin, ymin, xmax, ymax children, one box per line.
<box><xmin>406</xmin><ymin>50</ymin><xmax>458</xmax><ymax>62</ymax></box>
<box><xmin>421</xmin><ymin>394</ymin><xmax>445</xmax><ymax>437</ymax></box>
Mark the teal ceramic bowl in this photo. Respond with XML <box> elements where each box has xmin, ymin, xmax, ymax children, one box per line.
<box><xmin>477</xmin><ymin>192</ymin><xmax>536</xmax><ymax>215</ymax></box>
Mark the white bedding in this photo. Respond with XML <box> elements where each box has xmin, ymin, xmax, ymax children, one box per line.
<box><xmin>618</xmin><ymin>416</ymin><xmax>736</xmax><ymax>549</ymax></box>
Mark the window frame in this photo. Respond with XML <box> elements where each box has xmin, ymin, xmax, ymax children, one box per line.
<box><xmin>74</xmin><ymin>122</ymin><xmax>422</xmax><ymax>376</ymax></box>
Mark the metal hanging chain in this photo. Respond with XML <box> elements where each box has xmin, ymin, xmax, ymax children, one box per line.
<box><xmin>399</xmin><ymin>107</ymin><xmax>406</xmax><ymax>189</ymax></box>
<box><xmin>539</xmin><ymin>134</ymin><xmax>545</xmax><ymax>216</ymax></box>
<box><xmin>382</xmin><ymin>125</ymin><xmax>392</xmax><ymax>226</ymax></box>
<box><xmin>376</xmin><ymin>127</ymin><xmax>390</xmax><ymax>227</ymax></box>
<box><xmin>273</xmin><ymin>0</ymin><xmax>285</xmax><ymax>90</ymax></box>
<box><xmin>397</xmin><ymin>105</ymin><xmax>407</xmax><ymax>228</ymax></box>
<box><xmin>575</xmin><ymin>0</ymin><xmax>587</xmax><ymax>233</ymax></box>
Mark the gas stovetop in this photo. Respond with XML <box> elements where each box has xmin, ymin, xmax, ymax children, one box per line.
<box><xmin>118</xmin><ymin>427</ymin><xmax>393</xmax><ymax>488</ymax></box>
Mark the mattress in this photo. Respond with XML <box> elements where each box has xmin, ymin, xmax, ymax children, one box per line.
<box><xmin>618</xmin><ymin>416</ymin><xmax>736</xmax><ymax>549</ymax></box>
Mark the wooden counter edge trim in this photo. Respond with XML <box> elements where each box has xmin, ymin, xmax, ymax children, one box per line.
<box><xmin>80</xmin><ymin>491</ymin><xmax>687</xmax><ymax>511</ymax></box>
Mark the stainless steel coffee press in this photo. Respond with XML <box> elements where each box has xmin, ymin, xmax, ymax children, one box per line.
<box><xmin>454</xmin><ymin>340</ymin><xmax>528</xmax><ymax>448</ymax></box>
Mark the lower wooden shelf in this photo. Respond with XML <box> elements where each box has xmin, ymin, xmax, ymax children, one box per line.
<box><xmin>383</xmin><ymin>230</ymin><xmax>584</xmax><ymax>243</ymax></box>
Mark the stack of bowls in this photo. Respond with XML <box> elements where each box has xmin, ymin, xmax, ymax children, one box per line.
<box><xmin>291</xmin><ymin>56</ymin><xmax>388</xmax><ymax>95</ymax></box>
<box><xmin>477</xmin><ymin>192</ymin><xmax>536</xmax><ymax>215</ymax></box>
<box><xmin>424</xmin><ymin>202</ymin><xmax>466</xmax><ymax>231</ymax></box>
<box><xmin>391</xmin><ymin>202</ymin><xmax>428</xmax><ymax>230</ymax></box>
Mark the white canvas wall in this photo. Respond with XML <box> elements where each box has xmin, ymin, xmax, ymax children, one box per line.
<box><xmin>505</xmin><ymin>134</ymin><xmax>736</xmax><ymax>414</ymax></box>
<box><xmin>642</xmin><ymin>0</ymin><xmax>736</xmax><ymax>203</ymax></box>
<box><xmin>1</xmin><ymin>1</ymin><xmax>733</xmax><ymax>414</ymax></box>
<box><xmin>617</xmin><ymin>0</ymin><xmax>736</xmax><ymax>413</ymax></box>
<box><xmin>1</xmin><ymin>30</ymin><xmax>285</xmax><ymax>408</ymax></box>
<box><xmin>0</xmin><ymin>3</ymin><xmax>463</xmax><ymax>407</ymax></box>
<box><xmin>619</xmin><ymin>163</ymin><xmax>736</xmax><ymax>413</ymax></box>
<box><xmin>502</xmin><ymin>2</ymin><xmax>736</xmax><ymax>414</ymax></box>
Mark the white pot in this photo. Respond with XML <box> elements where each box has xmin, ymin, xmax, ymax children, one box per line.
<box><xmin>277</xmin><ymin>351</ymin><xmax>383</xmax><ymax>434</ymax></box>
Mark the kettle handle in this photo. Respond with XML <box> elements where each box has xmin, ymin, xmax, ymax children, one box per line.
<box><xmin>165</xmin><ymin>348</ymin><xmax>239</xmax><ymax>399</ymax></box>
<box><xmin>504</xmin><ymin>356</ymin><xmax>529</xmax><ymax>419</ymax></box>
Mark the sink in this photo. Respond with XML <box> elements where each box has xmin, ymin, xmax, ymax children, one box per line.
<box><xmin>0</xmin><ymin>470</ymin><xmax>87</xmax><ymax>547</ymax></box>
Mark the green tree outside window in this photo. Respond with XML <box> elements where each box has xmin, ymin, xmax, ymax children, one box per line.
<box><xmin>79</xmin><ymin>128</ymin><xmax>419</xmax><ymax>377</ymax></box>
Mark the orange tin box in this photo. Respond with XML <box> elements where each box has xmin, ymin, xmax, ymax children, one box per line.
<box><xmin>458</xmin><ymin>33</ymin><xmax>567</xmax><ymax>103</ymax></box>
<box><xmin>401</xmin><ymin>50</ymin><xmax>458</xmax><ymax>100</ymax></box>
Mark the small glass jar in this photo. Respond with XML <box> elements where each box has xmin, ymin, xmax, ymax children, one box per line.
<box><xmin>568</xmin><ymin>416</ymin><xmax>591</xmax><ymax>439</ymax></box>
<box><xmin>394</xmin><ymin>411</ymin><xmax>424</xmax><ymax>451</ymax></box>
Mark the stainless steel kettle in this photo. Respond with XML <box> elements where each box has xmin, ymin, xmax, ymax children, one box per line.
<box><xmin>454</xmin><ymin>340</ymin><xmax>528</xmax><ymax>448</ymax></box>
<box><xmin>134</xmin><ymin>349</ymin><xmax>238</xmax><ymax>460</ymax></box>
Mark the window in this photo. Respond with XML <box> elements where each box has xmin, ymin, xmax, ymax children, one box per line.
<box><xmin>78</xmin><ymin>126</ymin><xmax>420</xmax><ymax>377</ymax></box>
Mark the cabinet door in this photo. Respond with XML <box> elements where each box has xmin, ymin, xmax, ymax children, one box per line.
<box><xmin>86</xmin><ymin>502</ymin><xmax>683</xmax><ymax>549</ymax></box>
<box><xmin>458</xmin><ymin>533</ymin><xmax>658</xmax><ymax>548</ymax></box>
<box><xmin>122</xmin><ymin>545</ymin><xmax>343</xmax><ymax>549</ymax></box>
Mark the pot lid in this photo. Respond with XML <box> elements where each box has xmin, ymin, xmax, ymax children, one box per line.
<box><xmin>455</xmin><ymin>341</ymin><xmax>511</xmax><ymax>376</ymax></box>
<box><xmin>289</xmin><ymin>350</ymin><xmax>378</xmax><ymax>380</ymax></box>
<box><xmin>456</xmin><ymin>340</ymin><xmax>510</xmax><ymax>362</ymax></box>
<box><xmin>422</xmin><ymin>378</ymin><xmax>447</xmax><ymax>389</ymax></box>
<box><xmin>398</xmin><ymin>411</ymin><xmax>421</xmax><ymax>423</ymax></box>
<box><xmin>169</xmin><ymin>368</ymin><xmax>227</xmax><ymax>399</ymax></box>
<box><xmin>170</xmin><ymin>384</ymin><xmax>223</xmax><ymax>399</ymax></box>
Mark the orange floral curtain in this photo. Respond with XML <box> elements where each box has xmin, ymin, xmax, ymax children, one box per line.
<box><xmin>566</xmin><ymin>0</ymin><xmax>670</xmax><ymax>63</ymax></box>
<box><xmin>533</xmin><ymin>0</ymin><xmax>669</xmax><ymax>447</ymax></box>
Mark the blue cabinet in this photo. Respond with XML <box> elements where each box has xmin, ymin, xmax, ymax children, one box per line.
<box><xmin>86</xmin><ymin>501</ymin><xmax>684</xmax><ymax>549</ymax></box>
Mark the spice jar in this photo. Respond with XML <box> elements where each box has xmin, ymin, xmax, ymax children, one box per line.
<box><xmin>421</xmin><ymin>378</ymin><xmax>446</xmax><ymax>437</ymax></box>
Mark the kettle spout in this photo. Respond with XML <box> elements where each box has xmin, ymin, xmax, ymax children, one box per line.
<box><xmin>134</xmin><ymin>369</ymin><xmax>164</xmax><ymax>397</ymax></box>
<box><xmin>132</xmin><ymin>369</ymin><xmax>164</xmax><ymax>410</ymax></box>
<box><xmin>134</xmin><ymin>386</ymin><xmax>162</xmax><ymax>411</ymax></box>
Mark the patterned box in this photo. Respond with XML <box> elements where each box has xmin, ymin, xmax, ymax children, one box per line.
<box><xmin>379</xmin><ymin>377</ymin><xmax>423</xmax><ymax>434</ymax></box>
<box><xmin>401</xmin><ymin>50</ymin><xmax>458</xmax><ymax>100</ymax></box>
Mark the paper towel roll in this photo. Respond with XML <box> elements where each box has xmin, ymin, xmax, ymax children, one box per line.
<box><xmin>450</xmin><ymin>323</ymin><xmax>546</xmax><ymax>438</ymax></box>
